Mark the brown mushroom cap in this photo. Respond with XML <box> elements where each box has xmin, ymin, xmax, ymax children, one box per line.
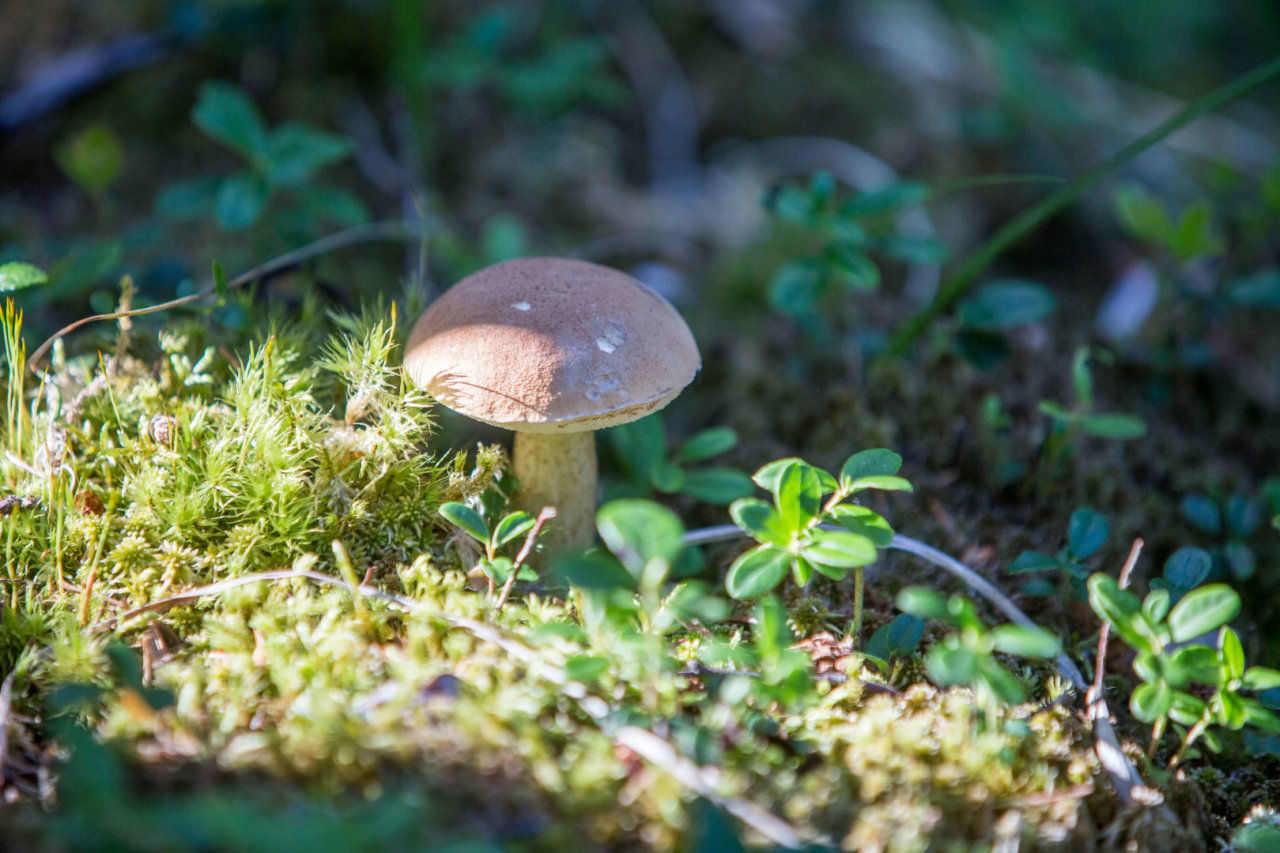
<box><xmin>403</xmin><ymin>257</ymin><xmax>700</xmax><ymax>432</ymax></box>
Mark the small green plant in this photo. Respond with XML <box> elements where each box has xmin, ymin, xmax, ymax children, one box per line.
<box><xmin>864</xmin><ymin>612</ymin><xmax>925</xmax><ymax>682</ymax></box>
<box><xmin>1087</xmin><ymin>573</ymin><xmax>1280</xmax><ymax>768</ymax></box>
<box><xmin>1038</xmin><ymin>346</ymin><xmax>1148</xmax><ymax>441</ymax></box>
<box><xmin>896</xmin><ymin>586</ymin><xmax>1060</xmax><ymax>727</ymax></box>
<box><xmin>605</xmin><ymin>414</ymin><xmax>753</xmax><ymax>504</ymax></box>
<box><xmin>1180</xmin><ymin>491</ymin><xmax>1263</xmax><ymax>581</ymax></box>
<box><xmin>1148</xmin><ymin>546</ymin><xmax>1213</xmax><ymax>603</ymax></box>
<box><xmin>156</xmin><ymin>82</ymin><xmax>368</xmax><ymax>236</ymax></box>
<box><xmin>765</xmin><ymin>173</ymin><xmax>945</xmax><ymax>335</ymax></box>
<box><xmin>438</xmin><ymin>501</ymin><xmax>544</xmax><ymax>605</ymax></box>
<box><xmin>953</xmin><ymin>279</ymin><xmax>1058</xmax><ymax>368</ymax></box>
<box><xmin>724</xmin><ymin>450</ymin><xmax>912</xmax><ymax>639</ymax></box>
<box><xmin>1007</xmin><ymin>507</ymin><xmax>1109</xmax><ymax>598</ymax></box>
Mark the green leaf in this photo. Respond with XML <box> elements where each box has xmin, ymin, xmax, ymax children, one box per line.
<box><xmin>839</xmin><ymin>181</ymin><xmax>929</xmax><ymax>218</ymax></box>
<box><xmin>776</xmin><ymin>460</ymin><xmax>822</xmax><ymax>533</ymax></box>
<box><xmin>976</xmin><ymin>656</ymin><xmax>1027</xmax><ymax>704</ymax></box>
<box><xmin>896</xmin><ymin>586</ymin><xmax>951</xmax><ymax>625</ymax></box>
<box><xmin>55</xmin><ymin>123</ymin><xmax>122</xmax><ymax>196</ymax></box>
<box><xmin>675</xmin><ymin>427</ymin><xmax>737</xmax><ymax>463</ymax></box>
<box><xmin>439</xmin><ymin>502</ymin><xmax>489</xmax><ymax>543</ymax></box>
<box><xmin>829</xmin><ymin>504</ymin><xmax>894</xmax><ymax>547</ymax></box>
<box><xmin>840</xmin><ymin>449</ymin><xmax>902</xmax><ymax>482</ymax></box>
<box><xmin>1179</xmin><ymin>495</ymin><xmax>1222</xmax><ymax>535</ymax></box>
<box><xmin>792</xmin><ymin>555</ymin><xmax>815</xmax><ymax>586</ymax></box>
<box><xmin>1226</xmin><ymin>494</ymin><xmax>1261</xmax><ymax>537</ymax></box>
<box><xmin>682</xmin><ymin>468</ymin><xmax>755</xmax><ymax>505</ymax></box>
<box><xmin>1007</xmin><ymin>551</ymin><xmax>1060</xmax><ymax>574</ymax></box>
<box><xmin>754</xmin><ymin>595</ymin><xmax>794</xmax><ymax>658</ymax></box>
<box><xmin>843</xmin><ymin>474</ymin><xmax>913</xmax><ymax>494</ymax></box>
<box><xmin>1169</xmin><ymin>201</ymin><xmax>1221</xmax><ymax>263</ymax></box>
<box><xmin>649</xmin><ymin>462</ymin><xmax>685</xmax><ymax>493</ymax></box>
<box><xmin>265</xmin><ymin>123</ymin><xmax>352</xmax><ymax>185</ymax></box>
<box><xmin>1169</xmin><ymin>691</ymin><xmax>1206</xmax><ymax>726</ymax></box>
<box><xmin>1221</xmin><ymin>627</ymin><xmax>1246</xmax><ymax>681</ymax></box>
<box><xmin>0</xmin><ymin>262</ymin><xmax>48</xmax><ymax>293</ymax></box>
<box><xmin>1130</xmin><ymin>680</ymin><xmax>1173</xmax><ymax>723</ymax></box>
<box><xmin>214</xmin><ymin>172</ymin><xmax>268</xmax><ymax>230</ymax></box>
<box><xmin>155</xmin><ymin>176</ymin><xmax>222</xmax><ymax>220</ymax></box>
<box><xmin>1164</xmin><ymin>547</ymin><xmax>1212</xmax><ymax>590</ymax></box>
<box><xmin>552</xmin><ymin>551</ymin><xmax>635</xmax><ymax>591</ymax></box>
<box><xmin>1168</xmin><ymin>584</ymin><xmax>1240</xmax><ymax>643</ymax></box>
<box><xmin>725</xmin><ymin>546</ymin><xmax>791</xmax><ymax>599</ymax></box>
<box><xmin>1241</xmin><ymin>699</ymin><xmax>1280</xmax><ymax>733</ymax></box>
<box><xmin>1087</xmin><ymin>573</ymin><xmax>1157</xmax><ymax>654</ymax></box>
<box><xmin>925</xmin><ymin>644</ymin><xmax>979</xmax><ymax>689</ymax></box>
<box><xmin>609</xmin><ymin>415</ymin><xmax>667</xmax><ymax>479</ymax></box>
<box><xmin>752</xmin><ymin>458</ymin><xmax>838</xmax><ymax>495</ymax></box>
<box><xmin>989</xmin><ymin>625</ymin><xmax>1059</xmax><ymax>659</ymax></box>
<box><xmin>768</xmin><ymin>260</ymin><xmax>823</xmax><ymax>317</ymax></box>
<box><xmin>803</xmin><ymin>529</ymin><xmax>877</xmax><ymax>569</ymax></box>
<box><xmin>1224</xmin><ymin>540</ymin><xmax>1257</xmax><ymax>581</ymax></box>
<box><xmin>212</xmin><ymin>260</ymin><xmax>229</xmax><ymax>305</ymax></box>
<box><xmin>1166</xmin><ymin>645</ymin><xmax>1219</xmax><ymax>688</ymax></box>
<box><xmin>564</xmin><ymin>654</ymin><xmax>610</xmax><ymax>683</ymax></box>
<box><xmin>192</xmin><ymin>81</ymin><xmax>269</xmax><ymax>160</ymax></box>
<box><xmin>1078</xmin><ymin>413</ymin><xmax>1147</xmax><ymax>439</ymax></box>
<box><xmin>596</xmin><ymin>499</ymin><xmax>684</xmax><ymax>580</ymax></box>
<box><xmin>878</xmin><ymin>233</ymin><xmax>949</xmax><ymax>264</ymax></box>
<box><xmin>480</xmin><ymin>556</ymin><xmax>515</xmax><ymax>583</ymax></box>
<box><xmin>885</xmin><ymin>614</ymin><xmax>924</xmax><ymax>656</ymax></box>
<box><xmin>664</xmin><ymin>581</ymin><xmax>730</xmax><ymax>625</ymax></box>
<box><xmin>1071</xmin><ymin>346</ymin><xmax>1096</xmax><ymax>409</ymax></box>
<box><xmin>1114</xmin><ymin>184</ymin><xmax>1171</xmax><ymax>244</ymax></box>
<box><xmin>1037</xmin><ymin>400</ymin><xmax>1077</xmax><ymax>425</ymax></box>
<box><xmin>729</xmin><ymin>498</ymin><xmax>791</xmax><ymax>547</ymax></box>
<box><xmin>828</xmin><ymin>244</ymin><xmax>880</xmax><ymax>291</ymax></box>
<box><xmin>1242</xmin><ymin>668</ymin><xmax>1280</xmax><ymax>692</ymax></box>
<box><xmin>1218</xmin><ymin>690</ymin><xmax>1248</xmax><ymax>729</ymax></box>
<box><xmin>294</xmin><ymin>185</ymin><xmax>370</xmax><ymax>227</ymax></box>
<box><xmin>1142</xmin><ymin>588</ymin><xmax>1171</xmax><ymax>624</ymax></box>
<box><xmin>958</xmin><ymin>280</ymin><xmax>1058</xmax><ymax>330</ymax></box>
<box><xmin>1068</xmin><ymin>507</ymin><xmax>1109</xmax><ymax>559</ymax></box>
<box><xmin>492</xmin><ymin>511</ymin><xmax>536</xmax><ymax>548</ymax></box>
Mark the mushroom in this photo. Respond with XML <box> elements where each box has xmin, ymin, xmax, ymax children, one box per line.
<box><xmin>404</xmin><ymin>257</ymin><xmax>700</xmax><ymax>548</ymax></box>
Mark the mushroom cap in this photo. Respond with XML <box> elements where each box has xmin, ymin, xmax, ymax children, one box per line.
<box><xmin>404</xmin><ymin>257</ymin><xmax>700</xmax><ymax>433</ymax></box>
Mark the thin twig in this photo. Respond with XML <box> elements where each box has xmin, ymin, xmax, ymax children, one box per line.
<box><xmin>614</xmin><ymin>726</ymin><xmax>803</xmax><ymax>849</ymax></box>
<box><xmin>1086</xmin><ymin>538</ymin><xmax>1147</xmax><ymax>806</ymax></box>
<box><xmin>494</xmin><ymin>506</ymin><xmax>556</xmax><ymax>610</ymax></box>
<box><xmin>28</xmin><ymin>221</ymin><xmax>417</xmax><ymax>371</ymax></box>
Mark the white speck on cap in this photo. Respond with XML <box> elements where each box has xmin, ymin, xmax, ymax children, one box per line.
<box><xmin>404</xmin><ymin>258</ymin><xmax>700</xmax><ymax>433</ymax></box>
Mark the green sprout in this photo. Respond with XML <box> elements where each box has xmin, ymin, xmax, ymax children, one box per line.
<box><xmin>724</xmin><ymin>450</ymin><xmax>912</xmax><ymax>640</ymax></box>
<box><xmin>1007</xmin><ymin>506</ymin><xmax>1109</xmax><ymax>599</ymax></box>
<box><xmin>438</xmin><ymin>501</ymin><xmax>546</xmax><ymax>607</ymax></box>
<box><xmin>1087</xmin><ymin>573</ymin><xmax>1280</xmax><ymax>767</ymax></box>
<box><xmin>897</xmin><ymin>587</ymin><xmax>1060</xmax><ymax>729</ymax></box>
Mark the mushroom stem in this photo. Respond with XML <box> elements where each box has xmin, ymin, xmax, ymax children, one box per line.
<box><xmin>513</xmin><ymin>431</ymin><xmax>597</xmax><ymax>550</ymax></box>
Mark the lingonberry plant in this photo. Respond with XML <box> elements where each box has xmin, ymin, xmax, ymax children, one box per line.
<box><xmin>724</xmin><ymin>450</ymin><xmax>912</xmax><ymax>638</ymax></box>
<box><xmin>1087</xmin><ymin>573</ymin><xmax>1280</xmax><ymax>767</ymax></box>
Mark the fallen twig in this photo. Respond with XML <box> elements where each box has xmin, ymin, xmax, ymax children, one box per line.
<box><xmin>1087</xmin><ymin>538</ymin><xmax>1148</xmax><ymax>806</ymax></box>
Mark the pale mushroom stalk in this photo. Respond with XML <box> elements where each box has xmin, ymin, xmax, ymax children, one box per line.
<box><xmin>513</xmin><ymin>431</ymin><xmax>596</xmax><ymax>548</ymax></box>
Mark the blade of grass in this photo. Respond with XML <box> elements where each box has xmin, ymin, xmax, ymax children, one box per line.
<box><xmin>880</xmin><ymin>56</ymin><xmax>1280</xmax><ymax>361</ymax></box>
